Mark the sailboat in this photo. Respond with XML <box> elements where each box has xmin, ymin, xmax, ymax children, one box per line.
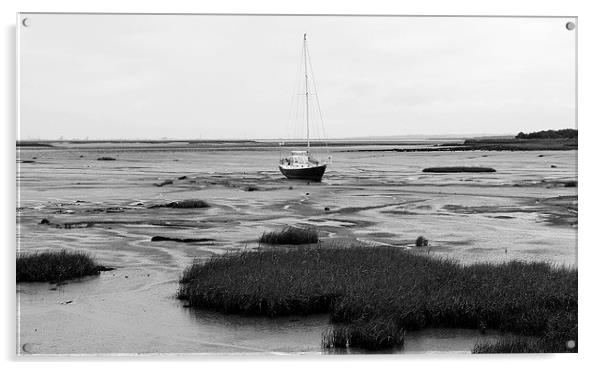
<box><xmin>279</xmin><ymin>34</ymin><xmax>329</xmax><ymax>182</ymax></box>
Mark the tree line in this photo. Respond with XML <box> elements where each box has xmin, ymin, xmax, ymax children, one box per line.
<box><xmin>516</xmin><ymin>129</ymin><xmax>577</xmax><ymax>139</ymax></box>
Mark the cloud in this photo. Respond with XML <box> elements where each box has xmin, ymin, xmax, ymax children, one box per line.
<box><xmin>19</xmin><ymin>14</ymin><xmax>575</xmax><ymax>139</ymax></box>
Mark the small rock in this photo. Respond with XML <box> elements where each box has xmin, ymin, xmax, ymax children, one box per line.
<box><xmin>96</xmin><ymin>266</ymin><xmax>115</xmax><ymax>272</ymax></box>
<box><xmin>551</xmin><ymin>165</ymin><xmax>557</xmax><ymax>168</ymax></box>
<box><xmin>305</xmin><ymin>192</ymin><xmax>310</xmax><ymax>195</ymax></box>
<box><xmin>149</xmin><ymin>199</ymin><xmax>209</xmax><ymax>209</ymax></box>
<box><xmin>97</xmin><ymin>157</ymin><xmax>116</xmax><ymax>161</ymax></box>
<box><xmin>288</xmin><ymin>186</ymin><xmax>293</xmax><ymax>190</ymax></box>
<box><xmin>178</xmin><ymin>175</ymin><xmax>188</xmax><ymax>180</ymax></box>
<box><xmin>154</xmin><ymin>180</ymin><xmax>173</xmax><ymax>187</ymax></box>
<box><xmin>151</xmin><ymin>235</ymin><xmax>215</xmax><ymax>243</ymax></box>
<box><xmin>423</xmin><ymin>166</ymin><xmax>495</xmax><ymax>173</ymax></box>
<box><xmin>324</xmin><ymin>207</ymin><xmax>330</xmax><ymax>211</ymax></box>
<box><xmin>40</xmin><ymin>218</ymin><xmax>50</xmax><ymax>225</ymax></box>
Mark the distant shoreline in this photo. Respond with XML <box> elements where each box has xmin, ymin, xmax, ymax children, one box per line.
<box><xmin>16</xmin><ymin>137</ymin><xmax>577</xmax><ymax>152</ymax></box>
<box><xmin>345</xmin><ymin>138</ymin><xmax>577</xmax><ymax>153</ymax></box>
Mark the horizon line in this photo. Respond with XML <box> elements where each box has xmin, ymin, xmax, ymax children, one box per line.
<box><xmin>16</xmin><ymin>133</ymin><xmax>519</xmax><ymax>142</ymax></box>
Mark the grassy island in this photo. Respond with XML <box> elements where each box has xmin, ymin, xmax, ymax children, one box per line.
<box><xmin>17</xmin><ymin>250</ymin><xmax>106</xmax><ymax>283</ymax></box>
<box><xmin>259</xmin><ymin>227</ymin><xmax>319</xmax><ymax>245</ymax></box>
<box><xmin>178</xmin><ymin>246</ymin><xmax>577</xmax><ymax>353</ymax></box>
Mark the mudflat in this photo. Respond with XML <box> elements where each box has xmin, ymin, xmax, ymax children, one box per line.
<box><xmin>16</xmin><ymin>143</ymin><xmax>577</xmax><ymax>354</ymax></box>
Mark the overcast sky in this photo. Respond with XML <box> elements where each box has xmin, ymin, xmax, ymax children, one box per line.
<box><xmin>18</xmin><ymin>14</ymin><xmax>576</xmax><ymax>140</ymax></box>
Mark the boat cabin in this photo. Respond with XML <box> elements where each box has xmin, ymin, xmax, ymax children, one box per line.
<box><xmin>280</xmin><ymin>150</ymin><xmax>319</xmax><ymax>168</ymax></box>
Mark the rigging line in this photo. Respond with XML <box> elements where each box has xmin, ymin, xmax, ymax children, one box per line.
<box><xmin>294</xmin><ymin>43</ymin><xmax>303</xmax><ymax>142</ymax></box>
<box><xmin>303</xmin><ymin>34</ymin><xmax>310</xmax><ymax>152</ymax></box>
<box><xmin>306</xmin><ymin>43</ymin><xmax>330</xmax><ymax>158</ymax></box>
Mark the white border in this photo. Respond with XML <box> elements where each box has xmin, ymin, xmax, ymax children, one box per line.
<box><xmin>3</xmin><ymin>0</ymin><xmax>601</xmax><ymax>369</ymax></box>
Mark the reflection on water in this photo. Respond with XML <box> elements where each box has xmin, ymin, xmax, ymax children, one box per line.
<box><xmin>402</xmin><ymin>328</ymin><xmax>501</xmax><ymax>354</ymax></box>
<box><xmin>186</xmin><ymin>308</ymin><xmax>500</xmax><ymax>354</ymax></box>
<box><xmin>186</xmin><ymin>308</ymin><xmax>330</xmax><ymax>354</ymax></box>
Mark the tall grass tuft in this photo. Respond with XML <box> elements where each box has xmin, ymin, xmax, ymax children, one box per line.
<box><xmin>259</xmin><ymin>227</ymin><xmax>319</xmax><ymax>245</ymax></box>
<box><xmin>323</xmin><ymin>320</ymin><xmax>405</xmax><ymax>351</ymax></box>
<box><xmin>178</xmin><ymin>246</ymin><xmax>577</xmax><ymax>352</ymax></box>
<box><xmin>17</xmin><ymin>249</ymin><xmax>102</xmax><ymax>283</ymax></box>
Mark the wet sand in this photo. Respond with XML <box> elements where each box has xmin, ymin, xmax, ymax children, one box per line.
<box><xmin>16</xmin><ymin>145</ymin><xmax>577</xmax><ymax>354</ymax></box>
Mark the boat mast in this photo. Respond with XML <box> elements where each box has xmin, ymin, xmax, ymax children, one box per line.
<box><xmin>303</xmin><ymin>33</ymin><xmax>310</xmax><ymax>152</ymax></box>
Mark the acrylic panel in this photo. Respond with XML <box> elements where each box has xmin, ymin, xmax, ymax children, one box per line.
<box><xmin>17</xmin><ymin>13</ymin><xmax>577</xmax><ymax>355</ymax></box>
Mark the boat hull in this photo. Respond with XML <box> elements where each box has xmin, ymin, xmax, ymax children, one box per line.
<box><xmin>279</xmin><ymin>164</ymin><xmax>327</xmax><ymax>182</ymax></box>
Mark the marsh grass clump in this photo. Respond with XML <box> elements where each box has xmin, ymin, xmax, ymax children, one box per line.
<box><xmin>178</xmin><ymin>246</ymin><xmax>576</xmax><ymax>352</ymax></box>
<box><xmin>17</xmin><ymin>249</ymin><xmax>102</xmax><ymax>283</ymax></box>
<box><xmin>415</xmin><ymin>236</ymin><xmax>429</xmax><ymax>247</ymax></box>
<box><xmin>259</xmin><ymin>226</ymin><xmax>319</xmax><ymax>245</ymax></box>
<box><xmin>244</xmin><ymin>185</ymin><xmax>260</xmax><ymax>192</ymax></box>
